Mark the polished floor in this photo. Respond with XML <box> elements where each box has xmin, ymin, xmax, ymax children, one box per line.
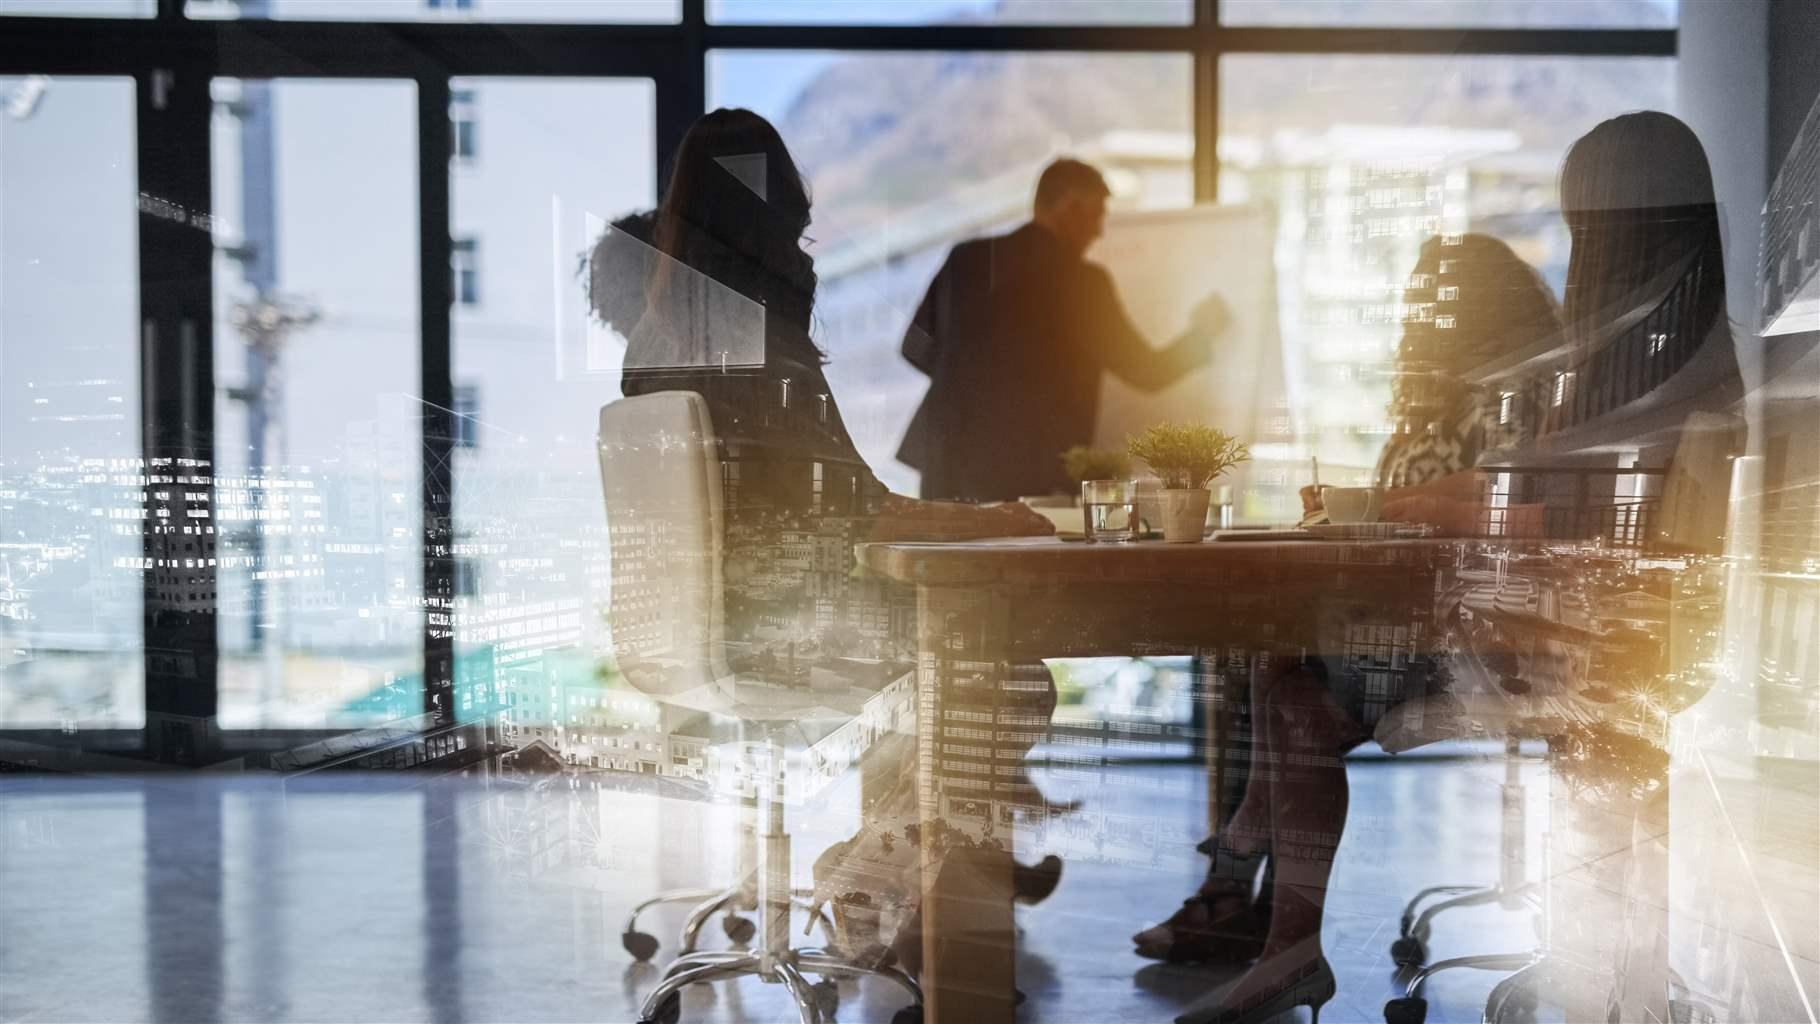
<box><xmin>0</xmin><ymin>749</ymin><xmax>1803</xmax><ymax>1023</ymax></box>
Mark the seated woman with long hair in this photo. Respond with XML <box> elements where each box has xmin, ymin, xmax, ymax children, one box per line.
<box><xmin>1129</xmin><ymin>233</ymin><xmax>1562</xmax><ymax>1009</ymax></box>
<box><xmin>590</xmin><ymin>107</ymin><xmax>1056</xmax><ymax>970</ymax></box>
<box><xmin>593</xmin><ymin>109</ymin><xmax>1054</xmax><ymax>548</ymax></box>
<box><xmin>1139</xmin><ymin>109</ymin><xmax>1739</xmax><ymax>1024</ymax></box>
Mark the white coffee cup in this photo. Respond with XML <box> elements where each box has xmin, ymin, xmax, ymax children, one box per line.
<box><xmin>1321</xmin><ymin>486</ymin><xmax>1384</xmax><ymax>524</ymax></box>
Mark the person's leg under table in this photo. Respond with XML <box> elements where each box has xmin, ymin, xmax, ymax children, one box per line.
<box><xmin>1132</xmin><ymin>645</ymin><xmax>1277</xmax><ymax>965</ymax></box>
<box><xmin>1177</xmin><ymin>657</ymin><xmax>1357</xmax><ymax>1024</ymax></box>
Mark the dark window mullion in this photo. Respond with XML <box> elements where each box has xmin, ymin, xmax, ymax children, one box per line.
<box><xmin>700</xmin><ymin>23</ymin><xmax>1195</xmax><ymax>51</ymax></box>
<box><xmin>418</xmin><ymin>76</ymin><xmax>455</xmax><ymax>728</ymax></box>
<box><xmin>1194</xmin><ymin>50</ymin><xmax>1217</xmax><ymax>204</ymax></box>
<box><xmin>138</xmin><ymin>61</ymin><xmax>219</xmax><ymax>763</ymax></box>
<box><xmin>0</xmin><ymin>20</ymin><xmax>1675</xmax><ymax>77</ymax></box>
<box><xmin>1193</xmin><ymin>0</ymin><xmax>1218</xmax><ymax>204</ymax></box>
<box><xmin>661</xmin><ymin>0</ymin><xmax>707</xmax><ymax>188</ymax></box>
<box><xmin>1212</xmin><ymin>26</ymin><xmax>1675</xmax><ymax>57</ymax></box>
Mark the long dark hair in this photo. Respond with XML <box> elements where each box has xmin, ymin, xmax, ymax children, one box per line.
<box><xmin>649</xmin><ymin>108</ymin><xmax>819</xmax><ymax>346</ymax></box>
<box><xmin>1559</xmin><ymin>111</ymin><xmax>1726</xmax><ymax>351</ymax></box>
<box><xmin>1390</xmin><ymin>233</ymin><xmax>1560</xmax><ymax>430</ymax></box>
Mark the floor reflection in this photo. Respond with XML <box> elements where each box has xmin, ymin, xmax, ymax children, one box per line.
<box><xmin>0</xmin><ymin>757</ymin><xmax>1489</xmax><ymax>1023</ymax></box>
<box><xmin>1</xmin><ymin>750</ymin><xmax>1814</xmax><ymax>1023</ymax></box>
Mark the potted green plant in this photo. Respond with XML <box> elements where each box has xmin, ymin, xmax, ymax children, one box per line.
<box><xmin>1126</xmin><ymin>423</ymin><xmax>1250</xmax><ymax>542</ymax></box>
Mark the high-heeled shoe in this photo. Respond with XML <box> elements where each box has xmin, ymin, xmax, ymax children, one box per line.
<box><xmin>1132</xmin><ymin>847</ymin><xmax>1269</xmax><ymax>964</ymax></box>
<box><xmin>1132</xmin><ymin>891</ymin><xmax>1266</xmax><ymax>964</ymax></box>
<box><xmin>1174</xmin><ymin>955</ymin><xmax>1336</xmax><ymax>1024</ymax></box>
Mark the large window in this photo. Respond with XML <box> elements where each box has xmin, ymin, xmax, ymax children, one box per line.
<box><xmin>0</xmin><ymin>0</ymin><xmax>1683</xmax><ymax>757</ymax></box>
<box><xmin>713</xmin><ymin>49</ymin><xmax>1202</xmax><ymax>729</ymax></box>
<box><xmin>0</xmin><ymin>76</ymin><xmax>143</xmax><ymax>729</ymax></box>
<box><xmin>712</xmin><ymin>50</ymin><xmax>1193</xmax><ymax>492</ymax></box>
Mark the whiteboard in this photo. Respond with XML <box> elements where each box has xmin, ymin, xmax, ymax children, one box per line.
<box><xmin>1087</xmin><ymin>203</ymin><xmax>1290</xmax><ymax>518</ymax></box>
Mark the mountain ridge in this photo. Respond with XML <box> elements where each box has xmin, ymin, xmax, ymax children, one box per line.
<box><xmin>772</xmin><ymin>0</ymin><xmax>1673</xmax><ymax>236</ymax></box>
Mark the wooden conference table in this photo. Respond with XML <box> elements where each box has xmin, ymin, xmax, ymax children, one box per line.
<box><xmin>858</xmin><ymin>534</ymin><xmax>1456</xmax><ymax>1024</ymax></box>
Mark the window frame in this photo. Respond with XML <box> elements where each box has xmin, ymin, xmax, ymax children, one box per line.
<box><xmin>0</xmin><ymin>0</ymin><xmax>1674</xmax><ymax>764</ymax></box>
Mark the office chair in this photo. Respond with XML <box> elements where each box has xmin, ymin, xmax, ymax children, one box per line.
<box><xmin>1383</xmin><ymin>735</ymin><xmax>1549</xmax><ymax>1024</ymax></box>
<box><xmin>599</xmin><ymin>392</ymin><xmax>924</xmax><ymax>1024</ymax></box>
<box><xmin>1388</xmin><ymin>736</ymin><xmax>1532</xmax><ymax>971</ymax></box>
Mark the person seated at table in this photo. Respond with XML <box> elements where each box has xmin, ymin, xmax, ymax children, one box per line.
<box><xmin>592</xmin><ymin>112</ymin><xmax>1054</xmax><ymax>547</ymax></box>
<box><xmin>1374</xmin><ymin>235</ymin><xmax>1560</xmax><ymax>516</ymax></box>
<box><xmin>1138</xmin><ymin>110</ymin><xmax>1741</xmax><ymax>1024</ymax></box>
<box><xmin>1130</xmin><ymin>233</ymin><xmax>1562</xmax><ymax>974</ymax></box>
<box><xmin>589</xmin><ymin>107</ymin><xmax>1057</xmax><ymax>965</ymax></box>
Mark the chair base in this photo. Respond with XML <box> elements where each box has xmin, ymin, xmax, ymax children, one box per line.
<box><xmin>623</xmin><ymin>887</ymin><xmax>729</xmax><ymax>962</ymax></box>
<box><xmin>1391</xmin><ymin>882</ymin><xmax>1535</xmax><ymax>967</ymax></box>
<box><xmin>625</xmin><ymin>737</ymin><xmax>908</xmax><ymax>1024</ymax></box>
<box><xmin>638</xmin><ymin>946</ymin><xmax>923</xmax><ymax>1024</ymax></box>
<box><xmin>1384</xmin><ymin>951</ymin><xmax>1544</xmax><ymax>1024</ymax></box>
<box><xmin>623</xmin><ymin>883</ymin><xmax>832</xmax><ymax>962</ymax></box>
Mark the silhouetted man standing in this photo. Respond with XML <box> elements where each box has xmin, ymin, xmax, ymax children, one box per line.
<box><xmin>897</xmin><ymin>158</ymin><xmax>1226</xmax><ymax>501</ymax></box>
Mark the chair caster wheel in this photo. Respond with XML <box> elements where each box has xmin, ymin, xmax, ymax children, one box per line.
<box><xmin>1390</xmin><ymin>935</ymin><xmax>1426</xmax><ymax>968</ymax></box>
<box><xmin>622</xmin><ymin>930</ymin><xmax>660</xmax><ymax>962</ymax></box>
<box><xmin>890</xmin><ymin>1006</ymin><xmax>923</xmax><ymax>1024</ymax></box>
<box><xmin>721</xmin><ymin>914</ymin><xmax>756</xmax><ymax>945</ymax></box>
<box><xmin>812</xmin><ymin>978</ymin><xmax>840</xmax><ymax>1019</ymax></box>
<box><xmin>1385</xmin><ymin>996</ymin><xmax>1428</xmax><ymax>1024</ymax></box>
<box><xmin>640</xmin><ymin>991</ymin><xmax>681</xmax><ymax>1024</ymax></box>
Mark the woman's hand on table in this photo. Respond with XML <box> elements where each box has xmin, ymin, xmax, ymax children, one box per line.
<box><xmin>1380</xmin><ymin>493</ymin><xmax>1481</xmax><ymax>536</ymax></box>
<box><xmin>869</xmin><ymin>494</ymin><xmax>1057</xmax><ymax>543</ymax></box>
<box><xmin>1381</xmin><ymin>491</ymin><xmax>1544</xmax><ymax>538</ymax></box>
<box><xmin>1379</xmin><ymin>470</ymin><xmax>1549</xmax><ymax>538</ymax></box>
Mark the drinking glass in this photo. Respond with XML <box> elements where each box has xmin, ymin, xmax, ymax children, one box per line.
<box><xmin>1081</xmin><ymin>479</ymin><xmax>1138</xmax><ymax>543</ymax></box>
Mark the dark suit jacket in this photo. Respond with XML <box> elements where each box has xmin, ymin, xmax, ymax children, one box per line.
<box><xmin>898</xmin><ymin>222</ymin><xmax>1205</xmax><ymax>501</ymax></box>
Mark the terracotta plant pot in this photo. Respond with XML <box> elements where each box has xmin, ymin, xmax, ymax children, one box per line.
<box><xmin>1158</xmin><ymin>488</ymin><xmax>1211</xmax><ymax>543</ymax></box>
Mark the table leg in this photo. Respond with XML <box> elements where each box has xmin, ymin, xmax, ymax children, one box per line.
<box><xmin>1197</xmin><ymin>650</ymin><xmax>1225</xmax><ymax>840</ymax></box>
<box><xmin>914</xmin><ymin>584</ymin><xmax>1018</xmax><ymax>1024</ymax></box>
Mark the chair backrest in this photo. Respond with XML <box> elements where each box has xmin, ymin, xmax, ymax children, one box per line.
<box><xmin>598</xmin><ymin>391</ymin><xmax>731</xmax><ymax>700</ymax></box>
